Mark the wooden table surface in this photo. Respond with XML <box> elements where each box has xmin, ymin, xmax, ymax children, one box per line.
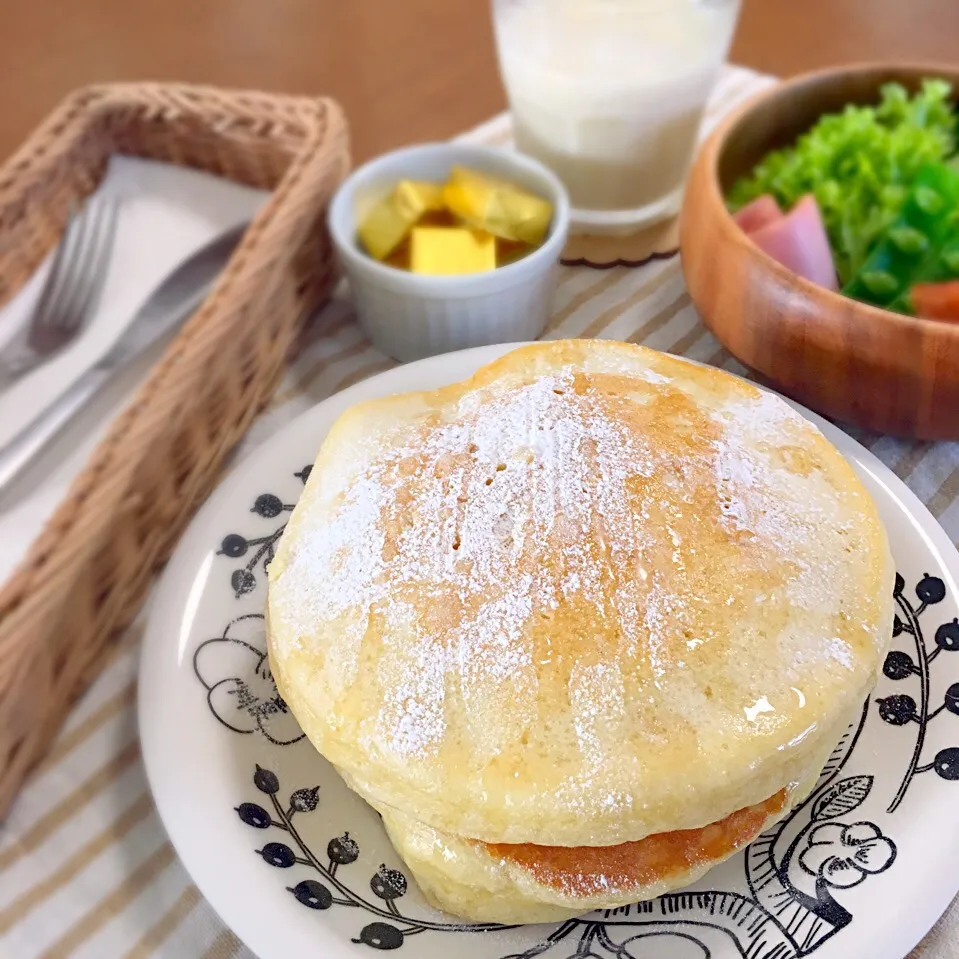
<box><xmin>2</xmin><ymin>0</ymin><xmax>958</xmax><ymax>164</ymax></box>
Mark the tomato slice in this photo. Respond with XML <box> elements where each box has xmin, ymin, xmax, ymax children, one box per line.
<box><xmin>910</xmin><ymin>281</ymin><xmax>959</xmax><ymax>321</ymax></box>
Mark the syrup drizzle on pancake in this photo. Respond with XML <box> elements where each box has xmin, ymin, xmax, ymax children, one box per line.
<box><xmin>273</xmin><ymin>365</ymin><xmax>864</xmax><ymax>777</ymax></box>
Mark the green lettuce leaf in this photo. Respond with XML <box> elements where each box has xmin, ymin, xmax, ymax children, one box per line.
<box><xmin>728</xmin><ymin>79</ymin><xmax>957</xmax><ymax>284</ymax></box>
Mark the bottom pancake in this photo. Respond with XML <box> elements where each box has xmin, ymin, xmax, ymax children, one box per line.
<box><xmin>362</xmin><ymin>768</ymin><xmax>821</xmax><ymax>924</ymax></box>
<box><xmin>333</xmin><ymin>699</ymin><xmax>864</xmax><ymax>922</ymax></box>
<box><xmin>375</xmin><ymin>794</ymin><xmax>786</xmax><ymax>924</ymax></box>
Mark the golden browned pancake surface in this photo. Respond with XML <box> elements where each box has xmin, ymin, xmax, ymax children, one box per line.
<box><xmin>268</xmin><ymin>340</ymin><xmax>894</xmax><ymax>848</ymax></box>
<box><xmin>485</xmin><ymin>788</ymin><xmax>787</xmax><ymax>896</ymax></box>
<box><xmin>372</xmin><ymin>777</ymin><xmax>815</xmax><ymax>923</ymax></box>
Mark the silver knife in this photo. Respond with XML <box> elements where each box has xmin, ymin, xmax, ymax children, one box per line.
<box><xmin>0</xmin><ymin>223</ymin><xmax>248</xmax><ymax>497</ymax></box>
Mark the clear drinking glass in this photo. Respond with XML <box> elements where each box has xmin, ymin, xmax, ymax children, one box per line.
<box><xmin>492</xmin><ymin>0</ymin><xmax>742</xmax><ymax>233</ymax></box>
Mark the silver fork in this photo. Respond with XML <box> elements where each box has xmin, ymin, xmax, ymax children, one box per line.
<box><xmin>0</xmin><ymin>193</ymin><xmax>119</xmax><ymax>385</ymax></box>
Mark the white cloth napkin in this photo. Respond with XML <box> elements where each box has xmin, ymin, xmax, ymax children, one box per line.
<box><xmin>0</xmin><ymin>155</ymin><xmax>266</xmax><ymax>581</ymax></box>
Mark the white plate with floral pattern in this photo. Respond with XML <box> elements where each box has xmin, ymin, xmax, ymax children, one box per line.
<box><xmin>140</xmin><ymin>344</ymin><xmax>959</xmax><ymax>959</ymax></box>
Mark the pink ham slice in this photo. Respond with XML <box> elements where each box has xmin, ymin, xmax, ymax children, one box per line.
<box><xmin>747</xmin><ymin>194</ymin><xmax>838</xmax><ymax>291</ymax></box>
<box><xmin>733</xmin><ymin>194</ymin><xmax>783</xmax><ymax>234</ymax></box>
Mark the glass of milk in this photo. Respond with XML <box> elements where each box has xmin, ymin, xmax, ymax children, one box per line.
<box><xmin>492</xmin><ymin>0</ymin><xmax>741</xmax><ymax>233</ymax></box>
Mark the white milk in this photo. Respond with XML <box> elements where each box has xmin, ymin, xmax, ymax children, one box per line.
<box><xmin>493</xmin><ymin>0</ymin><xmax>740</xmax><ymax>223</ymax></box>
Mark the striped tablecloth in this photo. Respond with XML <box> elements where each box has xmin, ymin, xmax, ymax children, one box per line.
<box><xmin>2</xmin><ymin>64</ymin><xmax>957</xmax><ymax>959</ymax></box>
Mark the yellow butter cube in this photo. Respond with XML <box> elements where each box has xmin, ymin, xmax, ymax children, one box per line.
<box><xmin>410</xmin><ymin>227</ymin><xmax>497</xmax><ymax>276</ymax></box>
<box><xmin>396</xmin><ymin>180</ymin><xmax>445</xmax><ymax>215</ymax></box>
<box><xmin>444</xmin><ymin>166</ymin><xmax>552</xmax><ymax>246</ymax></box>
<box><xmin>358</xmin><ymin>180</ymin><xmax>447</xmax><ymax>260</ymax></box>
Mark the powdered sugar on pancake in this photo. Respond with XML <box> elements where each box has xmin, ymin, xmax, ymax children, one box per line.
<box><xmin>712</xmin><ymin>391</ymin><xmax>854</xmax><ymax>616</ymax></box>
<box><xmin>271</xmin><ymin>364</ymin><xmax>871</xmax><ymax>766</ymax></box>
<box><xmin>276</xmin><ymin>371</ymin><xmax>652</xmax><ymax>757</ymax></box>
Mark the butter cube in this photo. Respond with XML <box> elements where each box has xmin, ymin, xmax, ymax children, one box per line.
<box><xmin>444</xmin><ymin>166</ymin><xmax>552</xmax><ymax>246</ymax></box>
<box><xmin>410</xmin><ymin>227</ymin><xmax>497</xmax><ymax>276</ymax></box>
<box><xmin>358</xmin><ymin>180</ymin><xmax>447</xmax><ymax>260</ymax></box>
<box><xmin>397</xmin><ymin>180</ymin><xmax>445</xmax><ymax>216</ymax></box>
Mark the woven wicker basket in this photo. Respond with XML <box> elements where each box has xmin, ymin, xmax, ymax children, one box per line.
<box><xmin>0</xmin><ymin>82</ymin><xmax>349</xmax><ymax>814</ymax></box>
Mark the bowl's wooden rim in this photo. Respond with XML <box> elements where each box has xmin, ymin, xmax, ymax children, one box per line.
<box><xmin>696</xmin><ymin>61</ymin><xmax>959</xmax><ymax>340</ymax></box>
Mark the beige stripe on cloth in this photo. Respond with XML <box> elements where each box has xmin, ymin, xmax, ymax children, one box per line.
<box><xmin>201</xmin><ymin>929</ymin><xmax>246</xmax><ymax>959</ymax></box>
<box><xmin>120</xmin><ymin>885</ymin><xmax>203</xmax><ymax>959</ymax></box>
<box><xmin>665</xmin><ymin>317</ymin><xmax>712</xmax><ymax>358</ymax></box>
<box><xmin>0</xmin><ymin>792</ymin><xmax>155</xmax><ymax>933</ymax></box>
<box><xmin>332</xmin><ymin>356</ymin><xmax>398</xmax><ymax>394</ymax></box>
<box><xmin>895</xmin><ymin>440</ymin><xmax>935</xmax><ymax>481</ymax></box>
<box><xmin>0</xmin><ymin>740</ymin><xmax>141</xmax><ymax>872</ymax></box>
<box><xmin>928</xmin><ymin>463</ymin><xmax>959</xmax><ymax>518</ymax></box>
<box><xmin>9</xmin><ymin>63</ymin><xmax>956</xmax><ymax>959</ymax></box>
<box><xmin>38</xmin><ymin>843</ymin><xmax>177</xmax><ymax>959</ymax></box>
<box><xmin>628</xmin><ymin>292</ymin><xmax>693</xmax><ymax>345</ymax></box>
<box><xmin>576</xmin><ymin>261</ymin><xmax>682</xmax><ymax>339</ymax></box>
<box><xmin>34</xmin><ymin>682</ymin><xmax>136</xmax><ymax>774</ymax></box>
<box><xmin>545</xmin><ymin>268</ymin><xmax>634</xmax><ymax>334</ymax></box>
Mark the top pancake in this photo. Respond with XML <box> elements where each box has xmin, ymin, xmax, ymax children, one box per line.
<box><xmin>267</xmin><ymin>340</ymin><xmax>894</xmax><ymax>847</ymax></box>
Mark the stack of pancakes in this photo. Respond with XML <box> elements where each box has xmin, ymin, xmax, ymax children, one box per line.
<box><xmin>267</xmin><ymin>340</ymin><xmax>894</xmax><ymax>923</ymax></box>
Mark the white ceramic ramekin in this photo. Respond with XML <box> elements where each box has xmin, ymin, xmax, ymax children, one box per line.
<box><xmin>328</xmin><ymin>143</ymin><xmax>570</xmax><ymax>362</ymax></box>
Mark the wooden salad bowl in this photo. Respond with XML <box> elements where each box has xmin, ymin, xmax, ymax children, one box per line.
<box><xmin>681</xmin><ymin>64</ymin><xmax>959</xmax><ymax>440</ymax></box>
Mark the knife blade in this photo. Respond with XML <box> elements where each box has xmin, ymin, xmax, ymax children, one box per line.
<box><xmin>0</xmin><ymin>222</ymin><xmax>249</xmax><ymax>498</ymax></box>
